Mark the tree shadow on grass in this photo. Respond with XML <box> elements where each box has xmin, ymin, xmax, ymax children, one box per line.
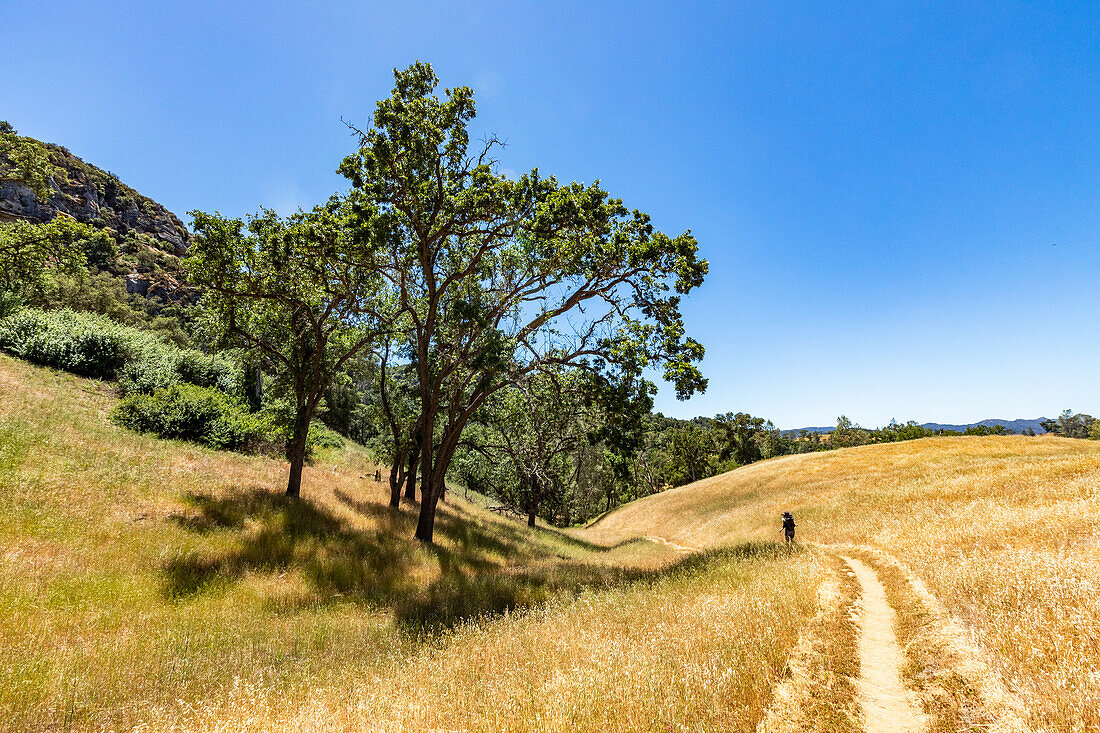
<box><xmin>164</xmin><ymin>487</ymin><xmax>800</xmax><ymax>632</ymax></box>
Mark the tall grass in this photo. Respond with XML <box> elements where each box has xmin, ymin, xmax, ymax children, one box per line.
<box><xmin>590</xmin><ymin>435</ymin><xmax>1100</xmax><ymax>732</ymax></box>
<box><xmin>0</xmin><ymin>354</ymin><xmax>824</xmax><ymax>731</ymax></box>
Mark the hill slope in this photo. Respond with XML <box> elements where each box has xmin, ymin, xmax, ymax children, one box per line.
<box><xmin>584</xmin><ymin>434</ymin><xmax>1100</xmax><ymax>731</ymax></box>
<box><xmin>11</xmin><ymin>343</ymin><xmax>1098</xmax><ymax>732</ymax></box>
<box><xmin>0</xmin><ymin>354</ymin><xmax>823</xmax><ymax>732</ymax></box>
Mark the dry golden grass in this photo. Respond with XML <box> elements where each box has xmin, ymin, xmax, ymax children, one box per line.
<box><xmin>137</xmin><ymin>545</ymin><xmax>823</xmax><ymax>733</ymax></box>
<box><xmin>0</xmin><ymin>354</ymin><xmax>825</xmax><ymax>732</ymax></box>
<box><xmin>588</xmin><ymin>436</ymin><xmax>1100</xmax><ymax>732</ymax></box>
<box><xmin>757</xmin><ymin>553</ymin><xmax>862</xmax><ymax>733</ymax></box>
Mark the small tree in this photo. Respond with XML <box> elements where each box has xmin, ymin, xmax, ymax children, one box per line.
<box><xmin>466</xmin><ymin>369</ymin><xmax>638</xmax><ymax>526</ymax></box>
<box><xmin>716</xmin><ymin>412</ymin><xmax>768</xmax><ymax>466</ymax></box>
<box><xmin>1041</xmin><ymin>410</ymin><xmax>1095</xmax><ymax>439</ymax></box>
<box><xmin>472</xmin><ymin>371</ymin><xmax>587</xmax><ymax>526</ymax></box>
<box><xmin>187</xmin><ymin>202</ymin><xmax>391</xmax><ymax>497</ymax></box>
<box><xmin>668</xmin><ymin>422</ymin><xmax>717</xmax><ymax>484</ymax></box>
<box><xmin>0</xmin><ymin>216</ymin><xmax>112</xmax><ymax>310</ymax></box>
<box><xmin>830</xmin><ymin>415</ymin><xmax>871</xmax><ymax>448</ymax></box>
<box><xmin>0</xmin><ymin>123</ymin><xmax>54</xmax><ymax>202</ymax></box>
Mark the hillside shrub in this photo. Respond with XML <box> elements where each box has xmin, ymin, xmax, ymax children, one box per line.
<box><xmin>0</xmin><ymin>308</ymin><xmax>241</xmax><ymax>393</ymax></box>
<box><xmin>0</xmin><ymin>308</ymin><xmax>132</xmax><ymax>378</ymax></box>
<box><xmin>117</xmin><ymin>339</ymin><xmax>240</xmax><ymax>396</ymax></box>
<box><xmin>111</xmin><ymin>383</ymin><xmax>267</xmax><ymax>451</ymax></box>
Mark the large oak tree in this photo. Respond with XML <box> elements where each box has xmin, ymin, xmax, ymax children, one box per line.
<box><xmin>340</xmin><ymin>63</ymin><xmax>708</xmax><ymax>543</ymax></box>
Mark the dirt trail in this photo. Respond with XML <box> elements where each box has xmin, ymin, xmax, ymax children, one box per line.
<box><xmin>644</xmin><ymin>535</ymin><xmax>697</xmax><ymax>553</ymax></box>
<box><xmin>842</xmin><ymin>556</ymin><xmax>929</xmax><ymax>733</ymax></box>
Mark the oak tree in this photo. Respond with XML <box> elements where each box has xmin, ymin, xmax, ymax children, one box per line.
<box><xmin>340</xmin><ymin>63</ymin><xmax>708</xmax><ymax>542</ymax></box>
<box><xmin>186</xmin><ymin>201</ymin><xmax>393</xmax><ymax>497</ymax></box>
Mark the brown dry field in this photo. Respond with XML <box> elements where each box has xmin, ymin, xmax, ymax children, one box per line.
<box><xmin>0</xmin><ymin>354</ymin><xmax>821</xmax><ymax>732</ymax></box>
<box><xmin>6</xmin><ymin>350</ymin><xmax>1100</xmax><ymax>732</ymax></box>
<box><xmin>587</xmin><ymin>434</ymin><xmax>1100</xmax><ymax>732</ymax></box>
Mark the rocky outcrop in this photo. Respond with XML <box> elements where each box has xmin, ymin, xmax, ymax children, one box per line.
<box><xmin>0</xmin><ymin>142</ymin><xmax>190</xmax><ymax>254</ymax></box>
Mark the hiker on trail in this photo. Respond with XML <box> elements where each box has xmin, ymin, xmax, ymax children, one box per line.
<box><xmin>781</xmin><ymin>511</ymin><xmax>796</xmax><ymax>544</ymax></box>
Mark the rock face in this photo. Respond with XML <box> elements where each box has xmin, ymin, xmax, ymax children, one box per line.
<box><xmin>0</xmin><ymin>142</ymin><xmax>191</xmax><ymax>254</ymax></box>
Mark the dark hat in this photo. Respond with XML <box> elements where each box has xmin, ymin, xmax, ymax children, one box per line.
<box><xmin>781</xmin><ymin>511</ymin><xmax>792</xmax><ymax>516</ymax></box>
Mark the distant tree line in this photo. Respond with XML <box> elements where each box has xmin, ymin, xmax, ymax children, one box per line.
<box><xmin>1040</xmin><ymin>410</ymin><xmax>1099</xmax><ymax>440</ymax></box>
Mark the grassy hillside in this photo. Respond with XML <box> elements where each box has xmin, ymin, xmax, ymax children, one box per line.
<box><xmin>0</xmin><ymin>354</ymin><xmax>824</xmax><ymax>732</ymax></box>
<box><xmin>587</xmin><ymin>435</ymin><xmax>1100</xmax><ymax>731</ymax></box>
<box><xmin>12</xmin><ymin>344</ymin><xmax>1097</xmax><ymax>732</ymax></box>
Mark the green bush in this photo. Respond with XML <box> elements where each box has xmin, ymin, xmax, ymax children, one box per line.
<box><xmin>117</xmin><ymin>339</ymin><xmax>240</xmax><ymax>396</ymax></box>
<box><xmin>111</xmin><ymin>383</ymin><xmax>267</xmax><ymax>451</ymax></box>
<box><xmin>308</xmin><ymin>423</ymin><xmax>345</xmax><ymax>451</ymax></box>
<box><xmin>0</xmin><ymin>308</ymin><xmax>241</xmax><ymax>394</ymax></box>
<box><xmin>0</xmin><ymin>308</ymin><xmax>132</xmax><ymax>378</ymax></box>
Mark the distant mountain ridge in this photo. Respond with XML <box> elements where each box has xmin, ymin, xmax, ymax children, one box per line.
<box><xmin>920</xmin><ymin>418</ymin><xmax>1050</xmax><ymax>434</ymax></box>
<box><xmin>784</xmin><ymin>418</ymin><xmax>1050</xmax><ymax>435</ymax></box>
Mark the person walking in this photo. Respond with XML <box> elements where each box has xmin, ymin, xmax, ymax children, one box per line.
<box><xmin>781</xmin><ymin>511</ymin><xmax>796</xmax><ymax>544</ymax></box>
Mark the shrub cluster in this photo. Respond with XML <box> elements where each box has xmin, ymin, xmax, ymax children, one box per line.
<box><xmin>0</xmin><ymin>308</ymin><xmax>240</xmax><ymax>394</ymax></box>
<box><xmin>111</xmin><ymin>383</ymin><xmax>267</xmax><ymax>451</ymax></box>
<box><xmin>0</xmin><ymin>308</ymin><xmax>346</xmax><ymax>457</ymax></box>
<box><xmin>0</xmin><ymin>308</ymin><xmax>132</xmax><ymax>378</ymax></box>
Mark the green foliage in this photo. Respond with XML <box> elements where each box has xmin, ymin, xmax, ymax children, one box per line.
<box><xmin>878</xmin><ymin>419</ymin><xmax>934</xmax><ymax>441</ymax></box>
<box><xmin>1041</xmin><ymin>410</ymin><xmax>1096</xmax><ymax>439</ymax></box>
<box><xmin>964</xmin><ymin>424</ymin><xmax>1008</xmax><ymax>436</ymax></box>
<box><xmin>0</xmin><ymin>291</ymin><xmax>24</xmax><ymax>320</ymax></box>
<box><xmin>338</xmin><ymin>61</ymin><xmax>709</xmax><ymax>541</ymax></box>
<box><xmin>0</xmin><ymin>308</ymin><xmax>134</xmax><ymax>378</ymax></box>
<box><xmin>668</xmin><ymin>422</ymin><xmax>720</xmax><ymax>485</ymax></box>
<box><xmin>253</xmin><ymin>395</ymin><xmax>346</xmax><ymax>459</ymax></box>
<box><xmin>830</xmin><ymin>415</ymin><xmax>872</xmax><ymax>448</ymax></box>
<box><xmin>111</xmin><ymin>383</ymin><xmax>266</xmax><ymax>451</ymax></box>
<box><xmin>117</xmin><ymin>338</ymin><xmax>241</xmax><ymax>396</ymax></box>
<box><xmin>0</xmin><ymin>217</ymin><xmax>195</xmax><ymax>347</ymax></box>
<box><xmin>186</xmin><ymin>203</ymin><xmax>389</xmax><ymax>496</ymax></box>
<box><xmin>0</xmin><ymin>123</ymin><xmax>55</xmax><ymax>200</ymax></box>
<box><xmin>0</xmin><ymin>308</ymin><xmax>240</xmax><ymax>392</ymax></box>
<box><xmin>716</xmin><ymin>412</ymin><xmax>769</xmax><ymax>466</ymax></box>
<box><xmin>0</xmin><ymin>217</ymin><xmax>108</xmax><ymax>302</ymax></box>
<box><xmin>46</xmin><ymin>269</ymin><xmax>193</xmax><ymax>347</ymax></box>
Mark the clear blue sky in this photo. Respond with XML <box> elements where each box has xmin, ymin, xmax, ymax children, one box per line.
<box><xmin>6</xmin><ymin>1</ymin><xmax>1099</xmax><ymax>428</ymax></box>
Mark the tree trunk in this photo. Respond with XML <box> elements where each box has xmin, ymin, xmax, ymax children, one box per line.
<box><xmin>527</xmin><ymin>476</ymin><xmax>540</xmax><ymax>527</ymax></box>
<box><xmin>388</xmin><ymin>461</ymin><xmax>403</xmax><ymax>508</ymax></box>
<box><xmin>414</xmin><ymin>426</ymin><xmax>464</xmax><ymax>543</ymax></box>
<box><xmin>404</xmin><ymin>439</ymin><xmax>419</xmax><ymax>501</ymax></box>
<box><xmin>414</xmin><ymin>470</ymin><xmax>444</xmax><ymax>542</ymax></box>
<box><xmin>285</xmin><ymin>410</ymin><xmax>310</xmax><ymax>498</ymax></box>
<box><xmin>414</xmin><ymin>421</ymin><xmax>438</xmax><ymax>542</ymax></box>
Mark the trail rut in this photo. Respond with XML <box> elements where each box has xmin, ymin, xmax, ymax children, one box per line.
<box><xmin>842</xmin><ymin>555</ymin><xmax>929</xmax><ymax>733</ymax></box>
<box><xmin>644</xmin><ymin>535</ymin><xmax>696</xmax><ymax>553</ymax></box>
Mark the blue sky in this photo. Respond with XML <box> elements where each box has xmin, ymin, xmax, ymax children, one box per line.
<box><xmin>6</xmin><ymin>1</ymin><xmax>1099</xmax><ymax>427</ymax></box>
